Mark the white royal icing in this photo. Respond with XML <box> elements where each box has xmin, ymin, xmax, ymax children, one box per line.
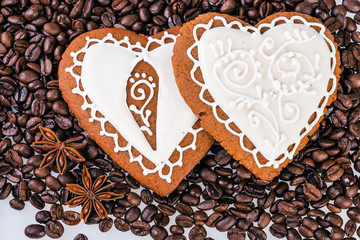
<box><xmin>187</xmin><ymin>15</ymin><xmax>337</xmax><ymax>169</ymax></box>
<box><xmin>65</xmin><ymin>32</ymin><xmax>200</xmax><ymax>182</ymax></box>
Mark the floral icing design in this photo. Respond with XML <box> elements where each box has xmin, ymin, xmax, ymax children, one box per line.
<box><xmin>65</xmin><ymin>33</ymin><xmax>201</xmax><ymax>183</ymax></box>
<box><xmin>188</xmin><ymin>16</ymin><xmax>337</xmax><ymax>169</ymax></box>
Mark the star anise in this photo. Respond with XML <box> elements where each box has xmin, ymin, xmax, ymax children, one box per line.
<box><xmin>66</xmin><ymin>165</ymin><xmax>124</xmax><ymax>222</ymax></box>
<box><xmin>32</xmin><ymin>126</ymin><xmax>86</xmax><ymax>174</ymax></box>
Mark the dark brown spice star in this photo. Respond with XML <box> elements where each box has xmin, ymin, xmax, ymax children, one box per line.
<box><xmin>32</xmin><ymin>126</ymin><xmax>87</xmax><ymax>174</ymax></box>
<box><xmin>66</xmin><ymin>165</ymin><xmax>124</xmax><ymax>222</ymax></box>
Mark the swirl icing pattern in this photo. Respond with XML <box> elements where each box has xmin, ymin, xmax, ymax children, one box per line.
<box><xmin>187</xmin><ymin>15</ymin><xmax>337</xmax><ymax>169</ymax></box>
<box><xmin>128</xmin><ymin>72</ymin><xmax>156</xmax><ymax>136</ymax></box>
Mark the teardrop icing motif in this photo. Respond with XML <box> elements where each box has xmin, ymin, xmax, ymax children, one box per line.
<box><xmin>126</xmin><ymin>60</ymin><xmax>159</xmax><ymax>150</ymax></box>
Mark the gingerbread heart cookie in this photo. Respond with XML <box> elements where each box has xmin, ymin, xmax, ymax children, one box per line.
<box><xmin>59</xmin><ymin>27</ymin><xmax>213</xmax><ymax>196</ymax></box>
<box><xmin>173</xmin><ymin>12</ymin><xmax>341</xmax><ymax>180</ymax></box>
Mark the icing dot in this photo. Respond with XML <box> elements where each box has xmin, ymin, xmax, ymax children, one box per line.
<box><xmin>149</xmin><ymin>76</ymin><xmax>153</xmax><ymax>81</ymax></box>
<box><xmin>89</xmin><ymin>118</ymin><xmax>94</xmax><ymax>122</ymax></box>
<box><xmin>152</xmin><ymin>83</ymin><xmax>156</xmax><ymax>88</ymax></box>
<box><xmin>70</xmin><ymin>52</ymin><xmax>75</xmax><ymax>57</ymax></box>
<box><xmin>107</xmin><ymin>33</ymin><xmax>112</xmax><ymax>37</ymax></box>
<box><xmin>100</xmin><ymin>130</ymin><xmax>105</xmax><ymax>136</ymax></box>
<box><xmin>129</xmin><ymin>78</ymin><xmax>135</xmax><ymax>83</ymax></box>
<box><xmin>255</xmin><ymin>61</ymin><xmax>261</xmax><ymax>68</ymax></box>
<box><xmin>270</xmin><ymin>90</ymin><xmax>278</xmax><ymax>98</ymax></box>
<box><xmin>85</xmin><ymin>37</ymin><xmax>90</xmax><ymax>40</ymax></box>
<box><xmin>141</xmin><ymin>73</ymin><xmax>146</xmax><ymax>78</ymax></box>
<box><xmin>135</xmin><ymin>73</ymin><xmax>140</xmax><ymax>78</ymax></box>
<box><xmin>65</xmin><ymin>68</ymin><xmax>70</xmax><ymax>72</ymax></box>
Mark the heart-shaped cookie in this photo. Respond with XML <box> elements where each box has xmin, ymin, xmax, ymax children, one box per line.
<box><xmin>59</xmin><ymin>27</ymin><xmax>213</xmax><ymax>196</ymax></box>
<box><xmin>173</xmin><ymin>12</ymin><xmax>341</xmax><ymax>180</ymax></box>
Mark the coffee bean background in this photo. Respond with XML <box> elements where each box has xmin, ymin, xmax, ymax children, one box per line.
<box><xmin>0</xmin><ymin>0</ymin><xmax>360</xmax><ymax>239</ymax></box>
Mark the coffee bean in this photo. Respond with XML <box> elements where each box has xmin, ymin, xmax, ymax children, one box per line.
<box><xmin>28</xmin><ymin>178</ymin><xmax>46</xmax><ymax>193</ymax></box>
<box><xmin>303</xmin><ymin>182</ymin><xmax>322</xmax><ymax>201</ymax></box>
<box><xmin>270</xmin><ymin>223</ymin><xmax>287</xmax><ymax>238</ymax></box>
<box><xmin>50</xmin><ymin>204</ymin><xmax>63</xmax><ymax>220</ymax></box>
<box><xmin>25</xmin><ymin>224</ymin><xmax>45</xmax><ymax>239</ymax></box>
<box><xmin>299</xmin><ymin>224</ymin><xmax>314</xmax><ymax>238</ymax></box>
<box><xmin>334</xmin><ymin>196</ymin><xmax>352</xmax><ymax>209</ymax></box>
<box><xmin>62</xmin><ymin>211</ymin><xmax>80</xmax><ymax>226</ymax></box>
<box><xmin>25</xmin><ymin>44</ymin><xmax>41</xmax><ymax>62</ymax></box>
<box><xmin>258</xmin><ymin>212</ymin><xmax>271</xmax><ymax>228</ymax></box>
<box><xmin>35</xmin><ymin>210</ymin><xmax>51</xmax><ymax>223</ymax></box>
<box><xmin>277</xmin><ymin>200</ymin><xmax>297</xmax><ymax>216</ymax></box>
<box><xmin>127</xmin><ymin>192</ymin><xmax>140</xmax><ymax>206</ymax></box>
<box><xmin>153</xmin><ymin>213</ymin><xmax>169</xmax><ymax>227</ymax></box>
<box><xmin>215</xmin><ymin>215</ymin><xmax>236</xmax><ymax>232</ymax></box>
<box><xmin>9</xmin><ymin>197</ymin><xmax>25</xmax><ymax>210</ymax></box>
<box><xmin>114</xmin><ymin>218</ymin><xmax>131</xmax><ymax>232</ymax></box>
<box><xmin>180</xmin><ymin>192</ymin><xmax>199</xmax><ymax>206</ymax></box>
<box><xmin>44</xmin><ymin>220</ymin><xmax>64</xmax><ymax>238</ymax></box>
<box><xmin>287</xmin><ymin>228</ymin><xmax>301</xmax><ymax>240</ymax></box>
<box><xmin>188</xmin><ymin>225</ymin><xmax>206</xmax><ymax>240</ymax></box>
<box><xmin>150</xmin><ymin>225</ymin><xmax>168</xmax><ymax>240</ymax></box>
<box><xmin>348</xmin><ymin>207</ymin><xmax>360</xmax><ymax>223</ymax></box>
<box><xmin>30</xmin><ymin>193</ymin><xmax>45</xmax><ymax>210</ymax></box>
<box><xmin>196</xmin><ymin>199</ymin><xmax>216</xmax><ymax>210</ymax></box>
<box><xmin>141</xmin><ymin>204</ymin><xmax>157</xmax><ymax>222</ymax></box>
<box><xmin>158</xmin><ymin>203</ymin><xmax>176</xmax><ymax>216</ymax></box>
<box><xmin>295</xmin><ymin>2</ymin><xmax>313</xmax><ymax>14</ymax></box>
<box><xmin>226</xmin><ymin>227</ymin><xmax>245</xmax><ymax>240</ymax></box>
<box><xmin>45</xmin><ymin>175</ymin><xmax>62</xmax><ymax>190</ymax></box>
<box><xmin>175</xmin><ymin>214</ymin><xmax>194</xmax><ymax>228</ymax></box>
<box><xmin>99</xmin><ymin>218</ymin><xmax>113</xmax><ymax>232</ymax></box>
<box><xmin>74</xmin><ymin>234</ymin><xmax>88</xmax><ymax>240</ymax></box>
<box><xmin>345</xmin><ymin>219</ymin><xmax>356</xmax><ymax>237</ymax></box>
<box><xmin>5</xmin><ymin>149</ymin><xmax>22</xmax><ymax>167</ymax></box>
<box><xmin>314</xmin><ymin>228</ymin><xmax>331</xmax><ymax>240</ymax></box>
<box><xmin>41</xmin><ymin>189</ymin><xmax>59</xmax><ymax>204</ymax></box>
<box><xmin>248</xmin><ymin>227</ymin><xmax>266</xmax><ymax>240</ymax></box>
<box><xmin>331</xmin><ymin>226</ymin><xmax>345</xmax><ymax>239</ymax></box>
<box><xmin>343</xmin><ymin>0</ymin><xmax>360</xmax><ymax>12</ymax></box>
<box><xmin>125</xmin><ymin>206</ymin><xmax>140</xmax><ymax>223</ymax></box>
<box><xmin>131</xmin><ymin>220</ymin><xmax>150</xmax><ymax>236</ymax></box>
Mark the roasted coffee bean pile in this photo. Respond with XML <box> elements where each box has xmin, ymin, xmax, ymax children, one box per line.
<box><xmin>0</xmin><ymin>0</ymin><xmax>360</xmax><ymax>239</ymax></box>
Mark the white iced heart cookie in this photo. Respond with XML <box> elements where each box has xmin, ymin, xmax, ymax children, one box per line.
<box><xmin>59</xmin><ymin>28</ymin><xmax>213</xmax><ymax>196</ymax></box>
<box><xmin>173</xmin><ymin>13</ymin><xmax>340</xmax><ymax>180</ymax></box>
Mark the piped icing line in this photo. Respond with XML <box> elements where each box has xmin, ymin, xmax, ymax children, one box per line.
<box><xmin>128</xmin><ymin>73</ymin><xmax>156</xmax><ymax>136</ymax></box>
<box><xmin>65</xmin><ymin>32</ymin><xmax>201</xmax><ymax>183</ymax></box>
<box><xmin>187</xmin><ymin>15</ymin><xmax>337</xmax><ymax>169</ymax></box>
